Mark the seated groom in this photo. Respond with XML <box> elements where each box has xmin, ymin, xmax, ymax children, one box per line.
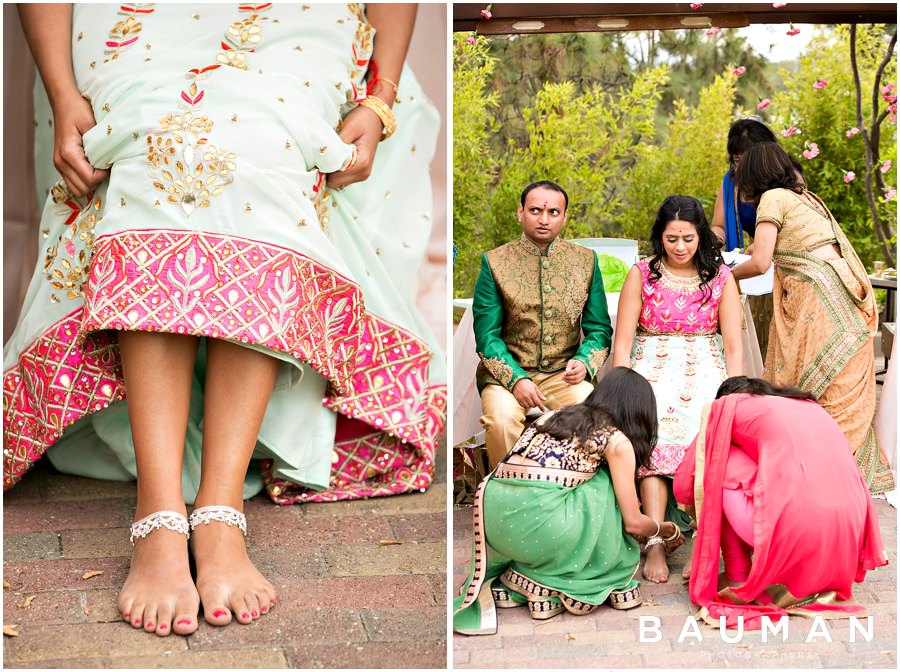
<box><xmin>473</xmin><ymin>180</ymin><xmax>612</xmax><ymax>467</ymax></box>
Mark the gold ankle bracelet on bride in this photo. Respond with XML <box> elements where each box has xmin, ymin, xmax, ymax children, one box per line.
<box><xmin>129</xmin><ymin>510</ymin><xmax>190</xmax><ymax>545</ymax></box>
<box><xmin>189</xmin><ymin>505</ymin><xmax>247</xmax><ymax>536</ymax></box>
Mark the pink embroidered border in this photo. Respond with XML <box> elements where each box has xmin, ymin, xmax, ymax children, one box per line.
<box><xmin>3</xmin><ymin>229</ymin><xmax>446</xmax><ymax>492</ymax></box>
<box><xmin>261</xmin><ymin>424</ymin><xmax>443</xmax><ymax>504</ymax></box>
<box><xmin>637</xmin><ymin>442</ymin><xmax>686</xmax><ymax>479</ymax></box>
<box><xmin>3</xmin><ymin>312</ymin><xmax>125</xmax><ymax>488</ymax></box>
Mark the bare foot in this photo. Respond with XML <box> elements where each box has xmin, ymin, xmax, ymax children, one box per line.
<box><xmin>641</xmin><ymin>544</ymin><xmax>670</xmax><ymax>583</ymax></box>
<box><xmin>190</xmin><ymin>513</ymin><xmax>276</xmax><ymax>626</ymax></box>
<box><xmin>682</xmin><ymin>557</ymin><xmax>692</xmax><ymax>580</ymax></box>
<box><xmin>118</xmin><ymin>523</ymin><xmax>200</xmax><ymax>637</ymax></box>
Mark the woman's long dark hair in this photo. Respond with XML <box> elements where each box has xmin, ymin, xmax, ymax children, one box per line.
<box><xmin>538</xmin><ymin>367</ymin><xmax>657</xmax><ymax>470</ymax></box>
<box><xmin>715</xmin><ymin>376</ymin><xmax>817</xmax><ymax>401</ymax></box>
<box><xmin>726</xmin><ymin>118</ymin><xmax>777</xmax><ymax>168</ymax></box>
<box><xmin>733</xmin><ymin>142</ymin><xmax>804</xmax><ymax>201</ymax></box>
<box><xmin>647</xmin><ymin>195</ymin><xmax>723</xmax><ymax>305</ymax></box>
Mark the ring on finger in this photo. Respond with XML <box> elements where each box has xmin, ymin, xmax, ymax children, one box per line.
<box><xmin>346</xmin><ymin>145</ymin><xmax>359</xmax><ymax>170</ymax></box>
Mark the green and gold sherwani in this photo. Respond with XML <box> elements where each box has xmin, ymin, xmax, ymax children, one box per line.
<box><xmin>473</xmin><ymin>235</ymin><xmax>613</xmax><ymax>465</ymax></box>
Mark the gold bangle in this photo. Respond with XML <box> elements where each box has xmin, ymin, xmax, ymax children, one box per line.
<box><xmin>662</xmin><ymin>524</ymin><xmax>681</xmax><ymax>542</ymax></box>
<box><xmin>358</xmin><ymin>95</ymin><xmax>397</xmax><ymax>141</ymax></box>
<box><xmin>378</xmin><ymin>76</ymin><xmax>399</xmax><ymax>95</ymax></box>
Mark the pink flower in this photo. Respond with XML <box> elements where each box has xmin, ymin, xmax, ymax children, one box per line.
<box><xmin>480</xmin><ymin>9</ymin><xmax>492</xmax><ymax>20</ymax></box>
<box><xmin>890</xmin><ymin>103</ymin><xmax>898</xmax><ymax>113</ymax></box>
<box><xmin>880</xmin><ymin>159</ymin><xmax>892</xmax><ymax>173</ymax></box>
<box><xmin>706</xmin><ymin>26</ymin><xmax>720</xmax><ymax>36</ymax></box>
<box><xmin>885</xmin><ymin>187</ymin><xmax>897</xmax><ymax>201</ymax></box>
<box><xmin>690</xmin><ymin>3</ymin><xmax>704</xmax><ymax>9</ymax></box>
<box><xmin>772</xmin><ymin>2</ymin><xmax>787</xmax><ymax>7</ymax></box>
<box><xmin>846</xmin><ymin>127</ymin><xmax>860</xmax><ymax>137</ymax></box>
<box><xmin>782</xmin><ymin>126</ymin><xmax>800</xmax><ymax>138</ymax></box>
<box><xmin>881</xmin><ymin>83</ymin><xmax>895</xmax><ymax>97</ymax></box>
<box><xmin>787</xmin><ymin>26</ymin><xmax>801</xmax><ymax>36</ymax></box>
<box><xmin>732</xmin><ymin>66</ymin><xmax>746</xmax><ymax>77</ymax></box>
<box><xmin>757</xmin><ymin>98</ymin><xmax>772</xmax><ymax>110</ymax></box>
<box><xmin>802</xmin><ymin>143</ymin><xmax>820</xmax><ymax>160</ymax></box>
<box><xmin>465</xmin><ymin>35</ymin><xmax>477</xmax><ymax>45</ymax></box>
<box><xmin>843</xmin><ymin>171</ymin><xmax>856</xmax><ymax>183</ymax></box>
<box><xmin>813</xmin><ymin>79</ymin><xmax>828</xmax><ymax>90</ymax></box>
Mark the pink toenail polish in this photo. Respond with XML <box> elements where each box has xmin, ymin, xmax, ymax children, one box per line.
<box><xmin>260</xmin><ymin>607</ymin><xmax>268</xmax><ymax>614</ymax></box>
<box><xmin>241</xmin><ymin>612</ymin><xmax>250</xmax><ymax>620</ymax></box>
<box><xmin>146</xmin><ymin>622</ymin><xmax>155</xmax><ymax>629</ymax></box>
<box><xmin>252</xmin><ymin>610</ymin><xmax>258</xmax><ymax>618</ymax></box>
<box><xmin>134</xmin><ymin>619</ymin><xmax>142</xmax><ymax>626</ymax></box>
<box><xmin>159</xmin><ymin>624</ymin><xmax>168</xmax><ymax>631</ymax></box>
<box><xmin>124</xmin><ymin>613</ymin><xmax>131</xmax><ymax>620</ymax></box>
<box><xmin>213</xmin><ymin>609</ymin><xmax>228</xmax><ymax>618</ymax></box>
<box><xmin>177</xmin><ymin>618</ymin><xmax>192</xmax><ymax>626</ymax></box>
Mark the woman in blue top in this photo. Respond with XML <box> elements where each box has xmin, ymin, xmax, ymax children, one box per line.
<box><xmin>710</xmin><ymin>119</ymin><xmax>777</xmax><ymax>250</ymax></box>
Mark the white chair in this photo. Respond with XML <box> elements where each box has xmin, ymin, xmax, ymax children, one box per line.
<box><xmin>569</xmin><ymin>237</ymin><xmax>639</xmax><ymax>267</ymax></box>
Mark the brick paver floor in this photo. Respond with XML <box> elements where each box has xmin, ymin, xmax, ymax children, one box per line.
<box><xmin>452</xmin><ymin>498</ymin><xmax>897</xmax><ymax>669</ymax></box>
<box><xmin>3</xmin><ymin>439</ymin><xmax>447</xmax><ymax>669</ymax></box>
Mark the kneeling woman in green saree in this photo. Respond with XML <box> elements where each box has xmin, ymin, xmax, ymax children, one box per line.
<box><xmin>454</xmin><ymin>367</ymin><xmax>684</xmax><ymax>635</ymax></box>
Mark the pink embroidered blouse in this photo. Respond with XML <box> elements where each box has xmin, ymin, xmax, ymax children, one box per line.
<box><xmin>636</xmin><ymin>259</ymin><xmax>731</xmax><ymax>335</ymax></box>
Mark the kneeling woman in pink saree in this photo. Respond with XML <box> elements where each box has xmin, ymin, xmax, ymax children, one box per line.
<box><xmin>674</xmin><ymin>377</ymin><xmax>888</xmax><ymax>629</ymax></box>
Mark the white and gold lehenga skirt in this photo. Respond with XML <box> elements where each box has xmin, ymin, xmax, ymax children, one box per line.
<box><xmin>3</xmin><ymin>4</ymin><xmax>446</xmax><ymax>504</ymax></box>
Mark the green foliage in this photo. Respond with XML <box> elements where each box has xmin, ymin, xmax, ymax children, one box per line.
<box><xmin>484</xmin><ymin>33</ymin><xmax>634</xmax><ymax>153</ymax></box>
<box><xmin>453</xmin><ymin>34</ymin><xmax>500</xmax><ymax>295</ymax></box>
<box><xmin>771</xmin><ymin>25</ymin><xmax>897</xmax><ymax>268</ymax></box>
<box><xmin>490</xmin><ymin>65</ymin><xmax>669</xmax><ymax>245</ymax></box>
<box><xmin>620</xmin><ymin>73</ymin><xmax>738</xmax><ymax>242</ymax></box>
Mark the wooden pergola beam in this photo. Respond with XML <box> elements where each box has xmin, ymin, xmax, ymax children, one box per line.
<box><xmin>453</xmin><ymin>3</ymin><xmax>898</xmax><ymax>35</ymax></box>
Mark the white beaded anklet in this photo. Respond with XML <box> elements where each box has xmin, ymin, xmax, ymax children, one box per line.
<box><xmin>130</xmin><ymin>510</ymin><xmax>190</xmax><ymax>545</ymax></box>
<box><xmin>189</xmin><ymin>505</ymin><xmax>247</xmax><ymax>536</ymax></box>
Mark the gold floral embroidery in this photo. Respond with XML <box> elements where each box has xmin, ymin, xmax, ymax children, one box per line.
<box><xmin>43</xmin><ymin>184</ymin><xmax>101</xmax><ymax>301</ymax></box>
<box><xmin>479</xmin><ymin>353</ymin><xmax>514</xmax><ymax>388</ymax></box>
<box><xmin>147</xmin><ymin>68</ymin><xmax>236</xmax><ymax>216</ymax></box>
<box><xmin>587</xmin><ymin>347</ymin><xmax>609</xmax><ymax>376</ymax></box>
<box><xmin>347</xmin><ymin>4</ymin><xmax>374</xmax><ymax>102</ymax></box>
<box><xmin>103</xmin><ymin>5</ymin><xmax>155</xmax><ymax>63</ymax></box>
<box><xmin>562</xmin><ymin>275</ymin><xmax>589</xmax><ymax>326</ymax></box>
<box><xmin>216</xmin><ymin>6</ymin><xmax>271</xmax><ymax>71</ymax></box>
<box><xmin>656</xmin><ymin>262</ymin><xmax>703</xmax><ymax>292</ymax></box>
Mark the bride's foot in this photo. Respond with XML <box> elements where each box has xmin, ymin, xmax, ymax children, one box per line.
<box><xmin>642</xmin><ymin>544</ymin><xmax>670</xmax><ymax>583</ymax></box>
<box><xmin>682</xmin><ymin>557</ymin><xmax>692</xmax><ymax>580</ymax></box>
<box><xmin>118</xmin><ymin>511</ymin><xmax>200</xmax><ymax>637</ymax></box>
<box><xmin>190</xmin><ymin>506</ymin><xmax>276</xmax><ymax>626</ymax></box>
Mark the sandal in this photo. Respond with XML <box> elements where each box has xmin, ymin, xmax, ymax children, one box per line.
<box><xmin>528</xmin><ymin>597</ymin><xmax>564</xmax><ymax>620</ymax></box>
<box><xmin>130</xmin><ymin>510</ymin><xmax>190</xmax><ymax>545</ymax></box>
<box><xmin>491</xmin><ymin>587</ymin><xmax>524</xmax><ymax>609</ymax></box>
<box><xmin>189</xmin><ymin>505</ymin><xmax>247</xmax><ymax>535</ymax></box>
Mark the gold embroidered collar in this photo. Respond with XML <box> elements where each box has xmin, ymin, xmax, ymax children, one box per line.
<box><xmin>516</xmin><ymin>234</ymin><xmax>559</xmax><ymax>257</ymax></box>
<box><xmin>657</xmin><ymin>260</ymin><xmax>701</xmax><ymax>291</ymax></box>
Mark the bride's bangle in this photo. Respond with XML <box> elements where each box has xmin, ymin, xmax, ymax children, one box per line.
<box><xmin>358</xmin><ymin>95</ymin><xmax>397</xmax><ymax>141</ymax></box>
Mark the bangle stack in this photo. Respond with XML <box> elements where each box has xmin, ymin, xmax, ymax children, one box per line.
<box><xmin>358</xmin><ymin>95</ymin><xmax>397</xmax><ymax>141</ymax></box>
<box><xmin>645</xmin><ymin>518</ymin><xmax>665</xmax><ymax>548</ymax></box>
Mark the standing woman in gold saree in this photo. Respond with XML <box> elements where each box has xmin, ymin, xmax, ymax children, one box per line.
<box><xmin>731</xmin><ymin>142</ymin><xmax>893</xmax><ymax>493</ymax></box>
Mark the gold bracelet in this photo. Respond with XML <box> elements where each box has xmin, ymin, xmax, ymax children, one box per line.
<box><xmin>662</xmin><ymin>524</ymin><xmax>681</xmax><ymax>542</ymax></box>
<box><xmin>358</xmin><ymin>95</ymin><xmax>397</xmax><ymax>141</ymax></box>
<box><xmin>378</xmin><ymin>76</ymin><xmax>399</xmax><ymax>95</ymax></box>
